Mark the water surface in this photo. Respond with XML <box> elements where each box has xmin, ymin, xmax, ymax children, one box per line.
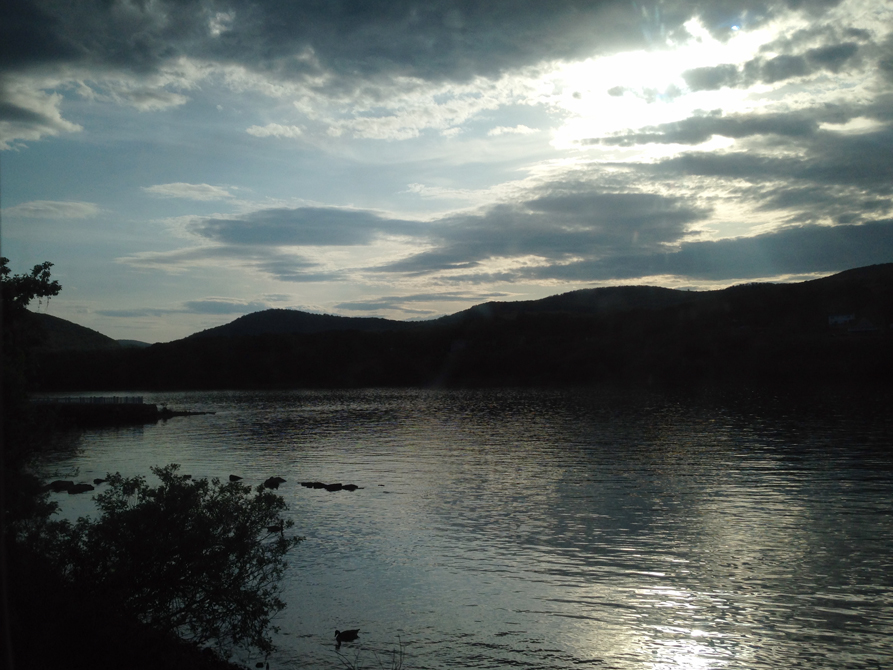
<box><xmin>43</xmin><ymin>388</ymin><xmax>893</xmax><ymax>669</ymax></box>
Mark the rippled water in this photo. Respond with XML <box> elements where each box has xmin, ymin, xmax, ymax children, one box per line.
<box><xmin>43</xmin><ymin>388</ymin><xmax>893</xmax><ymax>669</ymax></box>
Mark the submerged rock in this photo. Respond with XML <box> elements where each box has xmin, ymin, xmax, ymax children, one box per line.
<box><xmin>301</xmin><ymin>481</ymin><xmax>362</xmax><ymax>492</ymax></box>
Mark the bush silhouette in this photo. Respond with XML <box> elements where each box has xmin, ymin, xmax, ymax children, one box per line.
<box><xmin>50</xmin><ymin>465</ymin><xmax>302</xmax><ymax>656</ymax></box>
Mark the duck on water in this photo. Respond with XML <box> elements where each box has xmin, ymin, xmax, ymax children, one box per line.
<box><xmin>335</xmin><ymin>629</ymin><xmax>360</xmax><ymax>648</ymax></box>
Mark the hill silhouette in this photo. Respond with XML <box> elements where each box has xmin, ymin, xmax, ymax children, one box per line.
<box><xmin>181</xmin><ymin>286</ymin><xmax>703</xmax><ymax>340</ymax></box>
<box><xmin>437</xmin><ymin>285</ymin><xmax>700</xmax><ymax>324</ymax></box>
<box><xmin>31</xmin><ymin>264</ymin><xmax>893</xmax><ymax>391</ymax></box>
<box><xmin>25</xmin><ymin>312</ymin><xmax>121</xmax><ymax>351</ymax></box>
<box><xmin>187</xmin><ymin>308</ymin><xmax>416</xmax><ymax>338</ymax></box>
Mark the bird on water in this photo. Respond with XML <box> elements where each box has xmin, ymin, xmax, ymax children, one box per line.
<box><xmin>335</xmin><ymin>629</ymin><xmax>360</xmax><ymax>648</ymax></box>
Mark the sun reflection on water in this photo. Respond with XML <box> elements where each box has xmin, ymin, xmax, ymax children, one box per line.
<box><xmin>41</xmin><ymin>388</ymin><xmax>893</xmax><ymax>670</ymax></box>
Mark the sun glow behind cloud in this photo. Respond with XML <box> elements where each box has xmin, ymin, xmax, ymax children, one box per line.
<box><xmin>546</xmin><ymin>19</ymin><xmax>775</xmax><ymax>151</ymax></box>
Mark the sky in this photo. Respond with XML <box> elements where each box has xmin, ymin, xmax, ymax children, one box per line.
<box><xmin>2</xmin><ymin>0</ymin><xmax>892</xmax><ymax>343</ymax></box>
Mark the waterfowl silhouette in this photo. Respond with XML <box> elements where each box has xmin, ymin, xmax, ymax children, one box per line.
<box><xmin>264</xmin><ymin>476</ymin><xmax>286</xmax><ymax>490</ymax></box>
<box><xmin>335</xmin><ymin>629</ymin><xmax>360</xmax><ymax>648</ymax></box>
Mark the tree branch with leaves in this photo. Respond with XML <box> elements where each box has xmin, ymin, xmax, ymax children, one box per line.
<box><xmin>52</xmin><ymin>465</ymin><xmax>303</xmax><ymax>656</ymax></box>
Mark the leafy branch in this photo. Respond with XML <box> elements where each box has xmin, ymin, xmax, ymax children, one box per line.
<box><xmin>51</xmin><ymin>464</ymin><xmax>302</xmax><ymax>655</ymax></box>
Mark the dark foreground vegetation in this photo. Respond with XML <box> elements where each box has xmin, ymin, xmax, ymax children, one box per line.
<box><xmin>2</xmin><ymin>258</ymin><xmax>301</xmax><ymax>670</ymax></box>
<box><xmin>31</xmin><ymin>263</ymin><xmax>893</xmax><ymax>391</ymax></box>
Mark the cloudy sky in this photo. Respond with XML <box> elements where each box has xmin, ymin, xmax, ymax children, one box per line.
<box><xmin>2</xmin><ymin>0</ymin><xmax>892</xmax><ymax>342</ymax></box>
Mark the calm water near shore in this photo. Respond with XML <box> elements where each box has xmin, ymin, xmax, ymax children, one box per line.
<box><xmin>42</xmin><ymin>388</ymin><xmax>893</xmax><ymax>669</ymax></box>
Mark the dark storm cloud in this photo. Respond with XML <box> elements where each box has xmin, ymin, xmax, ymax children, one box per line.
<box><xmin>1</xmin><ymin>0</ymin><xmax>644</xmax><ymax>81</ymax></box>
<box><xmin>190</xmin><ymin>207</ymin><xmax>418</xmax><ymax>247</ymax></box>
<box><xmin>2</xmin><ymin>1</ymin><xmax>855</xmax><ymax>84</ymax></box>
<box><xmin>521</xmin><ymin>219</ymin><xmax>893</xmax><ymax>281</ymax></box>
<box><xmin>378</xmin><ymin>191</ymin><xmax>709</xmax><ymax>275</ymax></box>
<box><xmin>0</xmin><ymin>1</ymin><xmax>80</xmax><ymax>67</ymax></box>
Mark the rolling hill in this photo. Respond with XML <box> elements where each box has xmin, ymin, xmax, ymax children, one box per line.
<box><xmin>24</xmin><ymin>312</ymin><xmax>121</xmax><ymax>351</ymax></box>
<box><xmin>29</xmin><ymin>263</ymin><xmax>893</xmax><ymax>391</ymax></box>
<box><xmin>186</xmin><ymin>308</ymin><xmax>416</xmax><ymax>339</ymax></box>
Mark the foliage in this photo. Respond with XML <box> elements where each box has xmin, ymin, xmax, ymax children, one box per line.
<box><xmin>1</xmin><ymin>255</ymin><xmax>62</xmax><ymax>409</ymax></box>
<box><xmin>52</xmin><ymin>465</ymin><xmax>302</xmax><ymax>655</ymax></box>
<box><xmin>0</xmin><ymin>256</ymin><xmax>61</xmax><ymax>318</ymax></box>
<box><xmin>2</xmin><ymin>257</ymin><xmax>65</xmax><ymax>535</ymax></box>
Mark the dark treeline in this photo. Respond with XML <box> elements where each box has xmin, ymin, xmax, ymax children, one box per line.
<box><xmin>32</xmin><ymin>264</ymin><xmax>893</xmax><ymax>391</ymax></box>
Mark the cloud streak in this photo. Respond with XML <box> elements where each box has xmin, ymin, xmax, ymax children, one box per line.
<box><xmin>3</xmin><ymin>200</ymin><xmax>100</xmax><ymax>219</ymax></box>
<box><xmin>335</xmin><ymin>291</ymin><xmax>509</xmax><ymax>313</ymax></box>
<box><xmin>519</xmin><ymin>219</ymin><xmax>893</xmax><ymax>282</ymax></box>
<box><xmin>189</xmin><ymin>207</ymin><xmax>421</xmax><ymax>247</ymax></box>
<box><xmin>97</xmin><ymin>298</ymin><xmax>269</xmax><ymax>318</ymax></box>
<box><xmin>378</xmin><ymin>190</ymin><xmax>710</xmax><ymax>274</ymax></box>
<box><xmin>143</xmin><ymin>183</ymin><xmax>235</xmax><ymax>201</ymax></box>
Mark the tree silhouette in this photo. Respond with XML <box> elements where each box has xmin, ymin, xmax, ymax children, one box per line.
<box><xmin>52</xmin><ymin>465</ymin><xmax>302</xmax><ymax>656</ymax></box>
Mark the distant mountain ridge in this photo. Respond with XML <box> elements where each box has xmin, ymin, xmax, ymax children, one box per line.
<box><xmin>183</xmin><ymin>285</ymin><xmax>704</xmax><ymax>341</ymax></box>
<box><xmin>178</xmin><ymin>264</ymin><xmax>893</xmax><ymax>341</ymax></box>
<box><xmin>27</xmin><ymin>265</ymin><xmax>893</xmax><ymax>391</ymax></box>
<box><xmin>436</xmin><ymin>285</ymin><xmax>700</xmax><ymax>324</ymax></box>
<box><xmin>186</xmin><ymin>308</ymin><xmax>417</xmax><ymax>339</ymax></box>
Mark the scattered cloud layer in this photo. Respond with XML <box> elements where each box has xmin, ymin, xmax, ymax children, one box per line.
<box><xmin>3</xmin><ymin>0</ymin><xmax>893</xmax><ymax>338</ymax></box>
